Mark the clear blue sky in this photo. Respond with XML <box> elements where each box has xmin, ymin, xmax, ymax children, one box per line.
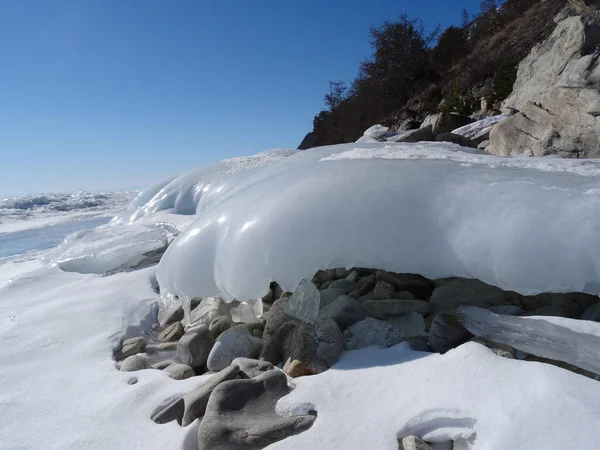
<box><xmin>0</xmin><ymin>0</ymin><xmax>483</xmax><ymax>195</ymax></box>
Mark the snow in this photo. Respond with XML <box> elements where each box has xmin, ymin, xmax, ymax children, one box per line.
<box><xmin>156</xmin><ymin>142</ymin><xmax>600</xmax><ymax>301</ymax></box>
<box><xmin>451</xmin><ymin>115</ymin><xmax>507</xmax><ymax>140</ymax></box>
<box><xmin>117</xmin><ymin>149</ymin><xmax>297</xmax><ymax>224</ymax></box>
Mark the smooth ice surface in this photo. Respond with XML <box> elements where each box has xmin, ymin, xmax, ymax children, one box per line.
<box><xmin>270</xmin><ymin>342</ymin><xmax>600</xmax><ymax>449</ymax></box>
<box><xmin>458</xmin><ymin>306</ymin><xmax>600</xmax><ymax>375</ymax></box>
<box><xmin>451</xmin><ymin>115</ymin><xmax>507</xmax><ymax>139</ymax></box>
<box><xmin>157</xmin><ymin>142</ymin><xmax>600</xmax><ymax>301</ymax></box>
<box><xmin>117</xmin><ymin>149</ymin><xmax>297</xmax><ymax>224</ymax></box>
<box><xmin>41</xmin><ymin>223</ymin><xmax>175</xmax><ymax>274</ymax></box>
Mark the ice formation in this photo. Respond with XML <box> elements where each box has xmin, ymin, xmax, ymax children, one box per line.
<box><xmin>451</xmin><ymin>115</ymin><xmax>507</xmax><ymax>139</ymax></box>
<box><xmin>117</xmin><ymin>149</ymin><xmax>297</xmax><ymax>224</ymax></box>
<box><xmin>41</xmin><ymin>223</ymin><xmax>176</xmax><ymax>274</ymax></box>
<box><xmin>283</xmin><ymin>279</ymin><xmax>321</xmax><ymax>323</ymax></box>
<box><xmin>156</xmin><ymin>142</ymin><xmax>600</xmax><ymax>301</ymax></box>
<box><xmin>458</xmin><ymin>306</ymin><xmax>600</xmax><ymax>375</ymax></box>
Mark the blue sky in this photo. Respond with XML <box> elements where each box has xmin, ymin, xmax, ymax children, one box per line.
<box><xmin>0</xmin><ymin>0</ymin><xmax>483</xmax><ymax>195</ymax></box>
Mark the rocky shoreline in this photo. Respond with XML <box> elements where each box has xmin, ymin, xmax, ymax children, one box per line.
<box><xmin>114</xmin><ymin>268</ymin><xmax>600</xmax><ymax>449</ymax></box>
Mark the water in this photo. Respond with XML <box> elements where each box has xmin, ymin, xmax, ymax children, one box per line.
<box><xmin>0</xmin><ymin>217</ymin><xmax>111</xmax><ymax>259</ymax></box>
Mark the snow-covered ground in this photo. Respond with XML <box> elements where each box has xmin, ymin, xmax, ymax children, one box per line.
<box><xmin>1</xmin><ymin>143</ymin><xmax>600</xmax><ymax>449</ymax></box>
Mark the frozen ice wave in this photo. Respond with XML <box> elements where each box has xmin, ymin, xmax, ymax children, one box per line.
<box><xmin>156</xmin><ymin>142</ymin><xmax>600</xmax><ymax>301</ymax></box>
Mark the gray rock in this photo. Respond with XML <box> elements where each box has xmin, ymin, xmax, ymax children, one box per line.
<box><xmin>312</xmin><ymin>269</ymin><xmax>337</xmax><ymax>285</ymax></box>
<box><xmin>399</xmin><ymin>435</ymin><xmax>434</xmax><ymax>450</ymax></box>
<box><xmin>259</xmin><ymin>297</ymin><xmax>295</xmax><ymax>364</ymax></box>
<box><xmin>477</xmin><ymin>139</ymin><xmax>491</xmax><ymax>150</ymax></box>
<box><xmin>386</xmin><ymin>313</ymin><xmax>426</xmax><ymax>338</ymax></box>
<box><xmin>420</xmin><ymin>113</ymin><xmax>473</xmax><ymax>134</ymax></box>
<box><xmin>232</xmin><ymin>357</ymin><xmax>275</xmax><ymax>379</ymax></box>
<box><xmin>280</xmin><ymin>319</ymin><xmax>344</xmax><ymax>377</ymax></box>
<box><xmin>177</xmin><ymin>326</ymin><xmax>215</xmax><ymax>368</ymax></box>
<box><xmin>362</xmin><ymin>299</ymin><xmax>429</xmax><ymax>319</ymax></box>
<box><xmin>222</xmin><ymin>322</ymin><xmax>265</xmax><ymax>338</ymax></box>
<box><xmin>158</xmin><ymin>322</ymin><xmax>184</xmax><ymax>342</ymax></box>
<box><xmin>489</xmin><ymin>305</ymin><xmax>523</xmax><ymax>315</ymax></box>
<box><xmin>393</xmin><ymin>125</ymin><xmax>434</xmax><ymax>142</ymax></box>
<box><xmin>157</xmin><ymin>303</ymin><xmax>184</xmax><ymax>328</ymax></box>
<box><xmin>317</xmin><ymin>295</ymin><xmax>367</xmax><ymax>331</ymax></box>
<box><xmin>471</xmin><ymin>337</ymin><xmax>516</xmax><ymax>359</ymax></box>
<box><xmin>164</xmin><ymin>363</ymin><xmax>195</xmax><ymax>380</ymax></box>
<box><xmin>373</xmin><ymin>281</ymin><xmax>395</xmax><ymax>300</ymax></box>
<box><xmin>346</xmin><ymin>270</ymin><xmax>359</xmax><ymax>282</ymax></box>
<box><xmin>319</xmin><ymin>288</ymin><xmax>346</xmax><ymax>309</ymax></box>
<box><xmin>357</xmin><ymin>274</ymin><xmax>377</xmax><ymax>295</ymax></box>
<box><xmin>120</xmin><ymin>354</ymin><xmax>148</xmax><ymax>372</ymax></box>
<box><xmin>581</xmin><ymin>303</ymin><xmax>600</xmax><ymax>321</ymax></box>
<box><xmin>270</xmin><ymin>282</ymin><xmax>284</xmax><ymax>301</ymax></box>
<box><xmin>152</xmin><ymin>359</ymin><xmax>178</xmax><ymax>370</ymax></box>
<box><xmin>261</xmin><ymin>289</ymin><xmax>273</xmax><ymax>304</ymax></box>
<box><xmin>197</xmin><ymin>370</ymin><xmax>315</xmax><ymax>450</ymax></box>
<box><xmin>520</xmin><ymin>292</ymin><xmax>599</xmax><ymax>318</ymax></box>
<box><xmin>328</xmin><ymin>279</ymin><xmax>358</xmax><ymax>295</ymax></box>
<box><xmin>118</xmin><ymin>337</ymin><xmax>148</xmax><ymax>360</ymax></box>
<box><xmin>429</xmin><ymin>313</ymin><xmax>473</xmax><ymax>353</ymax></box>
<box><xmin>207</xmin><ymin>332</ymin><xmax>264</xmax><ymax>372</ymax></box>
<box><xmin>435</xmin><ymin>132</ymin><xmax>478</xmax><ymax>148</ymax></box>
<box><xmin>489</xmin><ymin>12</ymin><xmax>600</xmax><ymax>158</ymax></box>
<box><xmin>375</xmin><ymin>271</ymin><xmax>434</xmax><ymax>299</ymax></box>
<box><xmin>429</xmin><ymin>278</ymin><xmax>519</xmax><ymax>312</ymax></box>
<box><xmin>190</xmin><ymin>297</ymin><xmax>233</xmax><ymax>328</ymax></box>
<box><xmin>209</xmin><ymin>315</ymin><xmax>233</xmax><ymax>337</ymax></box>
<box><xmin>335</xmin><ymin>268</ymin><xmax>348</xmax><ymax>279</ymax></box>
<box><xmin>152</xmin><ymin>364</ymin><xmax>241</xmax><ymax>426</ymax></box>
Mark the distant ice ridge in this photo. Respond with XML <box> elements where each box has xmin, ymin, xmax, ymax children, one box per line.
<box><xmin>451</xmin><ymin>115</ymin><xmax>507</xmax><ymax>139</ymax></box>
<box><xmin>116</xmin><ymin>149</ymin><xmax>297</xmax><ymax>224</ymax></box>
<box><xmin>156</xmin><ymin>141</ymin><xmax>600</xmax><ymax>302</ymax></box>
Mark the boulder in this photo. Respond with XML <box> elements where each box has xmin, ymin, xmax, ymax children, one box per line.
<box><xmin>435</xmin><ymin>132</ymin><xmax>478</xmax><ymax>148</ymax></box>
<box><xmin>343</xmin><ymin>317</ymin><xmax>405</xmax><ymax>350</ymax></box>
<box><xmin>581</xmin><ymin>303</ymin><xmax>600</xmax><ymax>321</ymax></box>
<box><xmin>386</xmin><ymin>313</ymin><xmax>426</xmax><ymax>338</ymax></box>
<box><xmin>477</xmin><ymin>139</ymin><xmax>491</xmax><ymax>150</ymax></box>
<box><xmin>317</xmin><ymin>295</ymin><xmax>367</xmax><ymax>331</ymax></box>
<box><xmin>297</xmin><ymin>131</ymin><xmax>318</xmax><ymax>150</ymax></box>
<box><xmin>489</xmin><ymin>12</ymin><xmax>600</xmax><ymax>158</ymax></box>
<box><xmin>207</xmin><ymin>332</ymin><xmax>264</xmax><ymax>372</ymax></box>
<box><xmin>152</xmin><ymin>359</ymin><xmax>178</xmax><ymax>370</ymax></box>
<box><xmin>375</xmin><ymin>271</ymin><xmax>434</xmax><ymax>299</ymax></box>
<box><xmin>231</xmin><ymin>358</ymin><xmax>275</xmax><ymax>379</ymax></box>
<box><xmin>197</xmin><ymin>370</ymin><xmax>315</xmax><ymax>449</ymax></box>
<box><xmin>164</xmin><ymin>363</ymin><xmax>195</xmax><ymax>380</ymax></box>
<box><xmin>327</xmin><ymin>279</ymin><xmax>358</xmax><ymax>295</ymax></box>
<box><xmin>157</xmin><ymin>304</ymin><xmax>184</xmax><ymax>328</ymax></box>
<box><xmin>372</xmin><ymin>281</ymin><xmax>395</xmax><ymax>300</ymax></box>
<box><xmin>259</xmin><ymin>297</ymin><xmax>296</xmax><ymax>364</ymax></box>
<box><xmin>420</xmin><ymin>113</ymin><xmax>473</xmax><ymax>134</ymax></box>
<box><xmin>429</xmin><ymin>278</ymin><xmax>519</xmax><ymax>312</ymax></box>
<box><xmin>428</xmin><ymin>313</ymin><xmax>473</xmax><ymax>353</ymax></box>
<box><xmin>357</xmin><ymin>274</ymin><xmax>377</xmax><ymax>295</ymax></box>
<box><xmin>399</xmin><ymin>435</ymin><xmax>434</xmax><ymax>450</ymax></box>
<box><xmin>362</xmin><ymin>299</ymin><xmax>430</xmax><ymax>319</ymax></box>
<box><xmin>119</xmin><ymin>354</ymin><xmax>148</xmax><ymax>372</ymax></box>
<box><xmin>280</xmin><ymin>319</ymin><xmax>344</xmax><ymax>377</ymax></box>
<box><xmin>520</xmin><ymin>292</ymin><xmax>599</xmax><ymax>318</ymax></box>
<box><xmin>177</xmin><ymin>326</ymin><xmax>215</xmax><ymax>369</ymax></box>
<box><xmin>209</xmin><ymin>315</ymin><xmax>233</xmax><ymax>338</ymax></box>
<box><xmin>318</xmin><ymin>288</ymin><xmax>346</xmax><ymax>309</ymax></box>
<box><xmin>189</xmin><ymin>297</ymin><xmax>232</xmax><ymax>328</ymax></box>
<box><xmin>158</xmin><ymin>322</ymin><xmax>184</xmax><ymax>342</ymax></box>
<box><xmin>392</xmin><ymin>125</ymin><xmax>434</xmax><ymax>143</ymax></box>
<box><xmin>117</xmin><ymin>337</ymin><xmax>148</xmax><ymax>360</ymax></box>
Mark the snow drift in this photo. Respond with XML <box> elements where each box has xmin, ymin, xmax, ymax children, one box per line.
<box><xmin>156</xmin><ymin>142</ymin><xmax>600</xmax><ymax>301</ymax></box>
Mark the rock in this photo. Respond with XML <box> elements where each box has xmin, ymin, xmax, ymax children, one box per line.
<box><xmin>429</xmin><ymin>313</ymin><xmax>473</xmax><ymax>353</ymax></box>
<box><xmin>177</xmin><ymin>326</ymin><xmax>215</xmax><ymax>369</ymax></box>
<box><xmin>147</xmin><ymin>342</ymin><xmax>178</xmax><ymax>352</ymax></box>
<box><xmin>420</xmin><ymin>113</ymin><xmax>473</xmax><ymax>134</ymax></box>
<box><xmin>312</xmin><ymin>269</ymin><xmax>337</xmax><ymax>285</ymax></box>
<box><xmin>261</xmin><ymin>289</ymin><xmax>273</xmax><ymax>304</ymax></box>
<box><xmin>328</xmin><ymin>279</ymin><xmax>358</xmax><ymax>295</ymax></box>
<box><xmin>127</xmin><ymin>377</ymin><xmax>138</xmax><ymax>385</ymax></box>
<box><xmin>283</xmin><ymin>279</ymin><xmax>320</xmax><ymax>323</ymax></box>
<box><xmin>489</xmin><ymin>305</ymin><xmax>523</xmax><ymax>315</ymax></box>
<box><xmin>429</xmin><ymin>278</ymin><xmax>519</xmax><ymax>312</ymax></box>
<box><xmin>470</xmin><ymin>337</ymin><xmax>516</xmax><ymax>359</ymax></box>
<box><xmin>372</xmin><ymin>281</ymin><xmax>395</xmax><ymax>300</ymax></box>
<box><xmin>393</xmin><ymin>125</ymin><xmax>434</xmax><ymax>143</ymax></box>
<box><xmin>357</xmin><ymin>274</ymin><xmax>377</xmax><ymax>295</ymax></box>
<box><xmin>317</xmin><ymin>295</ymin><xmax>367</xmax><ymax>331</ymax></box>
<box><xmin>189</xmin><ymin>297</ymin><xmax>232</xmax><ymax>328</ymax></box>
<box><xmin>152</xmin><ymin>359</ymin><xmax>178</xmax><ymax>370</ymax></box>
<box><xmin>346</xmin><ymin>270</ymin><xmax>359</xmax><ymax>282</ymax></box>
<box><xmin>197</xmin><ymin>370</ymin><xmax>315</xmax><ymax>450</ymax></box>
<box><xmin>477</xmin><ymin>139</ymin><xmax>491</xmax><ymax>150</ymax></box>
<box><xmin>375</xmin><ymin>271</ymin><xmax>434</xmax><ymax>299</ymax></box>
<box><xmin>158</xmin><ymin>322</ymin><xmax>184</xmax><ymax>342</ymax></box>
<box><xmin>298</xmin><ymin>131</ymin><xmax>317</xmax><ymax>150</ymax></box>
<box><xmin>399</xmin><ymin>435</ymin><xmax>434</xmax><ymax>450</ymax></box>
<box><xmin>362</xmin><ymin>299</ymin><xmax>430</xmax><ymax>319</ymax></box>
<box><xmin>397</xmin><ymin>119</ymin><xmax>422</xmax><ymax>131</ymax></box>
<box><xmin>207</xmin><ymin>332</ymin><xmax>264</xmax><ymax>372</ymax></box>
<box><xmin>335</xmin><ymin>268</ymin><xmax>348</xmax><ymax>279</ymax></box>
<box><xmin>164</xmin><ymin>363</ymin><xmax>195</xmax><ymax>380</ymax></box>
<box><xmin>209</xmin><ymin>315</ymin><xmax>233</xmax><ymax>337</ymax></box>
<box><xmin>119</xmin><ymin>354</ymin><xmax>148</xmax><ymax>372</ymax></box>
<box><xmin>157</xmin><ymin>303</ymin><xmax>184</xmax><ymax>328</ymax></box>
<box><xmin>152</xmin><ymin>364</ymin><xmax>241</xmax><ymax>426</ymax></box>
<box><xmin>581</xmin><ymin>303</ymin><xmax>600</xmax><ymax>321</ymax></box>
<box><xmin>270</xmin><ymin>282</ymin><xmax>284</xmax><ymax>301</ymax></box>
<box><xmin>435</xmin><ymin>132</ymin><xmax>478</xmax><ymax>148</ymax></box>
<box><xmin>223</xmin><ymin>322</ymin><xmax>265</xmax><ymax>338</ymax></box>
<box><xmin>118</xmin><ymin>337</ymin><xmax>148</xmax><ymax>360</ymax></box>
<box><xmin>259</xmin><ymin>297</ymin><xmax>295</xmax><ymax>364</ymax></box>
<box><xmin>344</xmin><ymin>317</ymin><xmax>405</xmax><ymax>350</ymax></box>
<box><xmin>319</xmin><ymin>288</ymin><xmax>346</xmax><ymax>309</ymax></box>
<box><xmin>489</xmin><ymin>12</ymin><xmax>600</xmax><ymax>158</ymax></box>
<box><xmin>520</xmin><ymin>292</ymin><xmax>599</xmax><ymax>318</ymax></box>
<box><xmin>280</xmin><ymin>319</ymin><xmax>344</xmax><ymax>377</ymax></box>
<box><xmin>320</xmin><ymin>280</ymin><xmax>335</xmax><ymax>289</ymax></box>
